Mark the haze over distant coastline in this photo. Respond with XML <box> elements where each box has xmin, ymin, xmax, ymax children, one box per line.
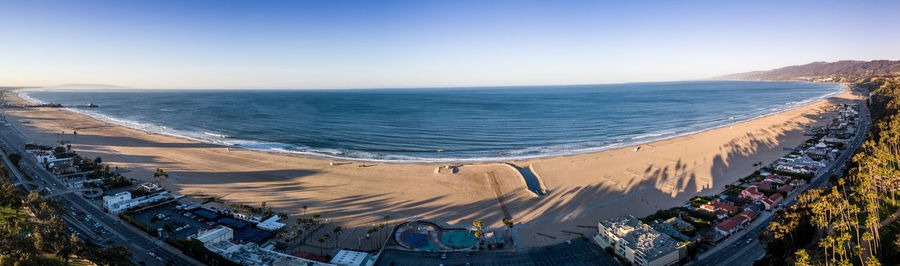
<box><xmin>715</xmin><ymin>59</ymin><xmax>900</xmax><ymax>82</ymax></box>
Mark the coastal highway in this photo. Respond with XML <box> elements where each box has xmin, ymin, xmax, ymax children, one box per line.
<box><xmin>697</xmin><ymin>100</ymin><xmax>870</xmax><ymax>265</ymax></box>
<box><xmin>0</xmin><ymin>112</ymin><xmax>203</xmax><ymax>266</ymax></box>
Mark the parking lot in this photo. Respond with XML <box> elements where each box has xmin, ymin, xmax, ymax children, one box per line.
<box><xmin>377</xmin><ymin>238</ymin><xmax>618</xmax><ymax>266</ymax></box>
<box><xmin>132</xmin><ymin>202</ymin><xmax>219</xmax><ymax>240</ymax></box>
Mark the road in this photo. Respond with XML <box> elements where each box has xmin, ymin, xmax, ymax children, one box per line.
<box><xmin>696</xmin><ymin>100</ymin><xmax>870</xmax><ymax>265</ymax></box>
<box><xmin>0</xmin><ymin>111</ymin><xmax>203</xmax><ymax>266</ymax></box>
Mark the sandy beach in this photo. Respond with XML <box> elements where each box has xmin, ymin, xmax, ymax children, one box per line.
<box><xmin>0</xmin><ymin>88</ymin><xmax>861</xmax><ymax>248</ymax></box>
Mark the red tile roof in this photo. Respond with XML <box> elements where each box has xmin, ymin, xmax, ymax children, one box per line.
<box><xmin>715</xmin><ymin>218</ymin><xmax>742</xmax><ymax>232</ymax></box>
<box><xmin>768</xmin><ymin>193</ymin><xmax>784</xmax><ymax>202</ymax></box>
<box><xmin>737</xmin><ymin>210</ymin><xmax>757</xmax><ymax>221</ymax></box>
<box><xmin>778</xmin><ymin>185</ymin><xmax>793</xmax><ymax>193</ymax></box>
<box><xmin>712</xmin><ymin>201</ymin><xmax>739</xmax><ymax>213</ymax></box>
<box><xmin>750</xmin><ymin>181</ymin><xmax>773</xmax><ymax>190</ymax></box>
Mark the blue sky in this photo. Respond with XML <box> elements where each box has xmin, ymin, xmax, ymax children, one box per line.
<box><xmin>1</xmin><ymin>0</ymin><xmax>898</xmax><ymax>89</ymax></box>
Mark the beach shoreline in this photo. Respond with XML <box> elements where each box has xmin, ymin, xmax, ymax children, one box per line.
<box><xmin>13</xmin><ymin>82</ymin><xmax>847</xmax><ymax>164</ymax></box>
<box><xmin>0</xmin><ymin>86</ymin><xmax>862</xmax><ymax>248</ymax></box>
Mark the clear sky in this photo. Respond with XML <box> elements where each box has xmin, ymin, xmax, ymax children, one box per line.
<box><xmin>1</xmin><ymin>0</ymin><xmax>898</xmax><ymax>89</ymax></box>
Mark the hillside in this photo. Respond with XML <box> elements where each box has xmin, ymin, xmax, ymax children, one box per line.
<box><xmin>717</xmin><ymin>60</ymin><xmax>900</xmax><ymax>82</ymax></box>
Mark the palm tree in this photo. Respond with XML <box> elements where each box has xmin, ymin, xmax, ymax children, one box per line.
<box><xmin>332</xmin><ymin>226</ymin><xmax>343</xmax><ymax>250</ymax></box>
<box><xmin>794</xmin><ymin>249</ymin><xmax>810</xmax><ymax>266</ymax></box>
<box><xmin>318</xmin><ymin>234</ymin><xmax>330</xmax><ymax>256</ymax></box>
<box><xmin>303</xmin><ymin>205</ymin><xmax>308</xmax><ymax>217</ymax></box>
<box><xmin>382</xmin><ymin>215</ymin><xmax>391</xmax><ymax>245</ymax></box>
<box><xmin>152</xmin><ymin>168</ymin><xmax>169</xmax><ymax>185</ymax></box>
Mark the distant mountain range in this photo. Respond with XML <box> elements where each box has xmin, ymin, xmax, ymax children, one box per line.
<box><xmin>716</xmin><ymin>60</ymin><xmax>900</xmax><ymax>82</ymax></box>
<box><xmin>46</xmin><ymin>83</ymin><xmax>133</xmax><ymax>90</ymax></box>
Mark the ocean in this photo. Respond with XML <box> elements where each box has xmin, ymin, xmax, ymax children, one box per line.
<box><xmin>20</xmin><ymin>81</ymin><xmax>844</xmax><ymax>163</ymax></box>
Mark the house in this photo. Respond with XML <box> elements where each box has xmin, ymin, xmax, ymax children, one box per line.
<box><xmin>739</xmin><ymin>187</ymin><xmax>766</xmax><ymax>201</ymax></box>
<box><xmin>776</xmin><ymin>164</ymin><xmax>814</xmax><ymax>174</ymax></box>
<box><xmin>736</xmin><ymin>210</ymin><xmax>757</xmax><ymax>224</ymax></box>
<box><xmin>594</xmin><ymin>216</ymin><xmax>685</xmax><ymax>266</ymax></box>
<box><xmin>743</xmin><ymin>202</ymin><xmax>763</xmax><ymax>213</ymax></box>
<box><xmin>761</xmin><ymin>193</ymin><xmax>784</xmax><ymax>210</ymax></box>
<box><xmin>51</xmin><ymin>162</ymin><xmax>78</xmax><ymax>174</ymax></box>
<box><xmin>724</xmin><ymin>196</ymin><xmax>745</xmax><ymax>207</ymax></box>
<box><xmin>702</xmin><ymin>200</ymin><xmax>739</xmax><ymax>213</ymax></box>
<box><xmin>778</xmin><ymin>184</ymin><xmax>794</xmax><ymax>194</ymax></box>
<box><xmin>749</xmin><ymin>181</ymin><xmax>773</xmax><ymax>190</ymax></box>
<box><xmin>651</xmin><ymin>217</ymin><xmax>700</xmax><ymax>243</ymax></box>
<box><xmin>103</xmin><ymin>192</ymin><xmax>132</xmax><ymax>212</ymax></box>
<box><xmin>711</xmin><ymin>200</ymin><xmax>738</xmax><ymax>214</ymax></box>
<box><xmin>714</xmin><ymin>218</ymin><xmax>743</xmax><ymax>236</ymax></box>
<box><xmin>763</xmin><ymin>175</ymin><xmax>791</xmax><ymax>184</ymax></box>
<box><xmin>714</xmin><ymin>209</ymin><xmax>728</xmax><ymax>220</ymax></box>
<box><xmin>789</xmin><ymin>179</ymin><xmax>807</xmax><ymax>187</ymax></box>
<box><xmin>700</xmin><ymin>203</ymin><xmax>716</xmax><ymax>212</ymax></box>
<box><xmin>806</xmin><ymin>148</ymin><xmax>829</xmax><ymax>160</ymax></box>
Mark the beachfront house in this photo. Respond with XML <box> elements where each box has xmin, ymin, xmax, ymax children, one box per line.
<box><xmin>714</xmin><ymin>218</ymin><xmax>741</xmax><ymax>236</ymax></box>
<box><xmin>714</xmin><ymin>210</ymin><xmax>728</xmax><ymax>220</ymax></box>
<box><xmin>789</xmin><ymin>179</ymin><xmax>807</xmax><ymax>187</ymax></box>
<box><xmin>701</xmin><ymin>200</ymin><xmax>738</xmax><ymax>215</ymax></box>
<box><xmin>749</xmin><ymin>181</ymin><xmax>773</xmax><ymax>190</ymax></box>
<box><xmin>761</xmin><ymin>193</ymin><xmax>784</xmax><ymax>210</ymax></box>
<box><xmin>594</xmin><ymin>215</ymin><xmax>685</xmax><ymax>266</ymax></box>
<box><xmin>778</xmin><ymin>184</ymin><xmax>795</xmax><ymax>195</ymax></box>
<box><xmin>736</xmin><ymin>210</ymin><xmax>757</xmax><ymax>224</ymax></box>
<box><xmin>651</xmin><ymin>217</ymin><xmax>699</xmax><ymax>243</ymax></box>
<box><xmin>739</xmin><ymin>187</ymin><xmax>766</xmax><ymax>201</ymax></box>
<box><xmin>775</xmin><ymin>164</ymin><xmax>814</xmax><ymax>174</ymax></box>
<box><xmin>763</xmin><ymin>175</ymin><xmax>790</xmax><ymax>184</ymax></box>
<box><xmin>715</xmin><ymin>210</ymin><xmax>756</xmax><ymax>237</ymax></box>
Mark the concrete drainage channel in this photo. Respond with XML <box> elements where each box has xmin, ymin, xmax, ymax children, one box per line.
<box><xmin>506</xmin><ymin>163</ymin><xmax>548</xmax><ymax>196</ymax></box>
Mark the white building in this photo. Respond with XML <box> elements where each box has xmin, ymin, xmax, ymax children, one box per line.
<box><xmin>103</xmin><ymin>192</ymin><xmax>132</xmax><ymax>211</ymax></box>
<box><xmin>195</xmin><ymin>225</ymin><xmax>234</xmax><ymax>244</ymax></box>
<box><xmin>256</xmin><ymin>216</ymin><xmax>286</xmax><ymax>231</ymax></box>
<box><xmin>234</xmin><ymin>211</ymin><xmax>263</xmax><ymax>223</ymax></box>
<box><xmin>103</xmin><ymin>191</ymin><xmax>171</xmax><ymax>213</ymax></box>
<box><xmin>330</xmin><ymin>250</ymin><xmax>375</xmax><ymax>266</ymax></box>
<box><xmin>594</xmin><ymin>215</ymin><xmax>685</xmax><ymax>266</ymax></box>
<box><xmin>205</xmin><ymin>241</ymin><xmax>332</xmax><ymax>266</ymax></box>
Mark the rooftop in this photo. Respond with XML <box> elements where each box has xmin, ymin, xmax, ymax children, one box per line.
<box><xmin>600</xmin><ymin>215</ymin><xmax>682</xmax><ymax>261</ymax></box>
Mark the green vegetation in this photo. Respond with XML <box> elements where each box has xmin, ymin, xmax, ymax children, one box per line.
<box><xmin>75</xmin><ymin>155</ymin><xmax>133</xmax><ymax>190</ymax></box>
<box><xmin>1</xmin><ymin>170</ymin><xmax>131</xmax><ymax>265</ymax></box>
<box><xmin>756</xmin><ymin>76</ymin><xmax>900</xmax><ymax>265</ymax></box>
<box><xmin>0</xmin><ymin>205</ymin><xmax>25</xmax><ymax>222</ymax></box>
